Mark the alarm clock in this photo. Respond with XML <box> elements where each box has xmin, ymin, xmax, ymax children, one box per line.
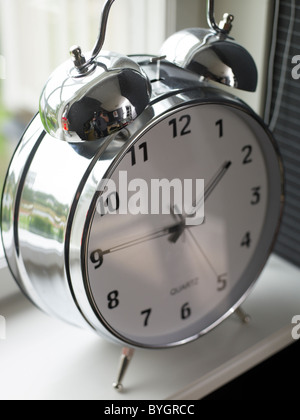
<box><xmin>1</xmin><ymin>0</ymin><xmax>283</xmax><ymax>373</ymax></box>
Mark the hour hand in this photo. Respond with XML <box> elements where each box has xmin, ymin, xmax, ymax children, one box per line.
<box><xmin>168</xmin><ymin>221</ymin><xmax>185</xmax><ymax>243</ymax></box>
<box><xmin>169</xmin><ymin>206</ymin><xmax>186</xmax><ymax>243</ymax></box>
<box><xmin>98</xmin><ymin>221</ymin><xmax>184</xmax><ymax>258</ymax></box>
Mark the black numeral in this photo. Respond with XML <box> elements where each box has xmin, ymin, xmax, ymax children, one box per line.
<box><xmin>106</xmin><ymin>192</ymin><xmax>120</xmax><ymax>213</ymax></box>
<box><xmin>241</xmin><ymin>232</ymin><xmax>251</xmax><ymax>248</ymax></box>
<box><xmin>107</xmin><ymin>290</ymin><xmax>120</xmax><ymax>310</ymax></box>
<box><xmin>99</xmin><ymin>191</ymin><xmax>120</xmax><ymax>217</ymax></box>
<box><xmin>251</xmin><ymin>187</ymin><xmax>261</xmax><ymax>205</ymax></box>
<box><xmin>217</xmin><ymin>273</ymin><xmax>228</xmax><ymax>292</ymax></box>
<box><xmin>180</xmin><ymin>115</ymin><xmax>192</xmax><ymax>136</ymax></box>
<box><xmin>90</xmin><ymin>249</ymin><xmax>104</xmax><ymax>269</ymax></box>
<box><xmin>139</xmin><ymin>142</ymin><xmax>148</xmax><ymax>162</ymax></box>
<box><xmin>169</xmin><ymin>115</ymin><xmax>192</xmax><ymax>138</ymax></box>
<box><xmin>141</xmin><ymin>309</ymin><xmax>152</xmax><ymax>327</ymax></box>
<box><xmin>128</xmin><ymin>142</ymin><xmax>149</xmax><ymax>166</ymax></box>
<box><xmin>242</xmin><ymin>145</ymin><xmax>253</xmax><ymax>164</ymax></box>
<box><xmin>216</xmin><ymin>119</ymin><xmax>224</xmax><ymax>138</ymax></box>
<box><xmin>181</xmin><ymin>303</ymin><xmax>192</xmax><ymax>320</ymax></box>
<box><xmin>128</xmin><ymin>146</ymin><xmax>136</xmax><ymax>166</ymax></box>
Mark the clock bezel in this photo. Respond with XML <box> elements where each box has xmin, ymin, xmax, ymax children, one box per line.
<box><xmin>69</xmin><ymin>87</ymin><xmax>284</xmax><ymax>349</ymax></box>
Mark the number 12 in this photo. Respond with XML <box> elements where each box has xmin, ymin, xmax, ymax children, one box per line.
<box><xmin>169</xmin><ymin>115</ymin><xmax>192</xmax><ymax>138</ymax></box>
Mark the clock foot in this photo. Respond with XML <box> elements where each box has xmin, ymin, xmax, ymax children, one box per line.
<box><xmin>235</xmin><ymin>306</ymin><xmax>251</xmax><ymax>324</ymax></box>
<box><xmin>113</xmin><ymin>347</ymin><xmax>135</xmax><ymax>392</ymax></box>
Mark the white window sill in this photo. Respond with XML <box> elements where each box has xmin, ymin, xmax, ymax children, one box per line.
<box><xmin>0</xmin><ymin>252</ymin><xmax>299</xmax><ymax>400</ymax></box>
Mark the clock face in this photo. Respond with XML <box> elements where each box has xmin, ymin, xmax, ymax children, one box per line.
<box><xmin>85</xmin><ymin>103</ymin><xmax>282</xmax><ymax>348</ymax></box>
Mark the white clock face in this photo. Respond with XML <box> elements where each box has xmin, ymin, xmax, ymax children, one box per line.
<box><xmin>86</xmin><ymin>103</ymin><xmax>281</xmax><ymax>348</ymax></box>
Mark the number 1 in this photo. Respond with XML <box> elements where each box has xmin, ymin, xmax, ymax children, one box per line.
<box><xmin>216</xmin><ymin>119</ymin><xmax>223</xmax><ymax>138</ymax></box>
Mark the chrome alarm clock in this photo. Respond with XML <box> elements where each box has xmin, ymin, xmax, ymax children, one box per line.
<box><xmin>1</xmin><ymin>0</ymin><xmax>283</xmax><ymax>388</ymax></box>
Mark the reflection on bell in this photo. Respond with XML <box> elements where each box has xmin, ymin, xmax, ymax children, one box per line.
<box><xmin>39</xmin><ymin>52</ymin><xmax>152</xmax><ymax>143</ymax></box>
<box><xmin>160</xmin><ymin>28</ymin><xmax>258</xmax><ymax>93</ymax></box>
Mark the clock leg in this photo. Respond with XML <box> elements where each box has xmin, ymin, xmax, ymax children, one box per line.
<box><xmin>113</xmin><ymin>347</ymin><xmax>135</xmax><ymax>392</ymax></box>
<box><xmin>235</xmin><ymin>306</ymin><xmax>251</xmax><ymax>324</ymax></box>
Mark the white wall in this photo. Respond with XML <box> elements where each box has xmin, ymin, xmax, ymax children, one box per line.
<box><xmin>171</xmin><ymin>0</ymin><xmax>275</xmax><ymax>116</ymax></box>
<box><xmin>0</xmin><ymin>0</ymin><xmax>167</xmax><ymax>113</ymax></box>
<box><xmin>0</xmin><ymin>0</ymin><xmax>274</xmax><ymax>116</ymax></box>
<box><xmin>214</xmin><ymin>0</ymin><xmax>275</xmax><ymax>116</ymax></box>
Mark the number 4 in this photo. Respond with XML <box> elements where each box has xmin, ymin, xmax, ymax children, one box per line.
<box><xmin>241</xmin><ymin>232</ymin><xmax>251</xmax><ymax>248</ymax></box>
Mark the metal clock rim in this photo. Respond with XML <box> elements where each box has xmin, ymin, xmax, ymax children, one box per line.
<box><xmin>73</xmin><ymin>89</ymin><xmax>285</xmax><ymax>350</ymax></box>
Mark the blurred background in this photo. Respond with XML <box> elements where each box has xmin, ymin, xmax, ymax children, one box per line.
<box><xmin>0</xmin><ymin>0</ymin><xmax>273</xmax><ymax>196</ymax></box>
<box><xmin>1</xmin><ymin>0</ymin><xmax>300</xmax><ymax>400</ymax></box>
<box><xmin>0</xmin><ymin>0</ymin><xmax>171</xmax><ymax>193</ymax></box>
<box><xmin>0</xmin><ymin>0</ymin><xmax>169</xmax><ymax>195</ymax></box>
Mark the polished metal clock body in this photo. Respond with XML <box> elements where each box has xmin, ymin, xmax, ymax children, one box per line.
<box><xmin>1</xmin><ymin>57</ymin><xmax>283</xmax><ymax>348</ymax></box>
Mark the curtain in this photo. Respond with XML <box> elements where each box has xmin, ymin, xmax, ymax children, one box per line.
<box><xmin>266</xmin><ymin>0</ymin><xmax>300</xmax><ymax>267</ymax></box>
<box><xmin>0</xmin><ymin>0</ymin><xmax>167</xmax><ymax>113</ymax></box>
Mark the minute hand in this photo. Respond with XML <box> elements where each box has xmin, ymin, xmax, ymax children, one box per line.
<box><xmin>186</xmin><ymin>160</ymin><xmax>232</xmax><ymax>223</ymax></box>
<box><xmin>205</xmin><ymin>161</ymin><xmax>232</xmax><ymax>201</ymax></box>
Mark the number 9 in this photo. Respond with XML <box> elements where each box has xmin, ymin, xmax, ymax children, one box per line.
<box><xmin>90</xmin><ymin>249</ymin><xmax>104</xmax><ymax>269</ymax></box>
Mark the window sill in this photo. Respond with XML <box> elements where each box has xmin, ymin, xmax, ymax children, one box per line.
<box><xmin>0</xmin><ymin>253</ymin><xmax>299</xmax><ymax>400</ymax></box>
<box><xmin>0</xmin><ymin>245</ymin><xmax>19</xmax><ymax>299</ymax></box>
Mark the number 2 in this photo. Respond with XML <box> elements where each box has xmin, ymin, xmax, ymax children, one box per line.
<box><xmin>242</xmin><ymin>145</ymin><xmax>253</xmax><ymax>164</ymax></box>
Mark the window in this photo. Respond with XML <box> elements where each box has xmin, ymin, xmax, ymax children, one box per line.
<box><xmin>0</xmin><ymin>0</ymin><xmax>169</xmax><ymax>195</ymax></box>
<box><xmin>265</xmin><ymin>0</ymin><xmax>300</xmax><ymax>268</ymax></box>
